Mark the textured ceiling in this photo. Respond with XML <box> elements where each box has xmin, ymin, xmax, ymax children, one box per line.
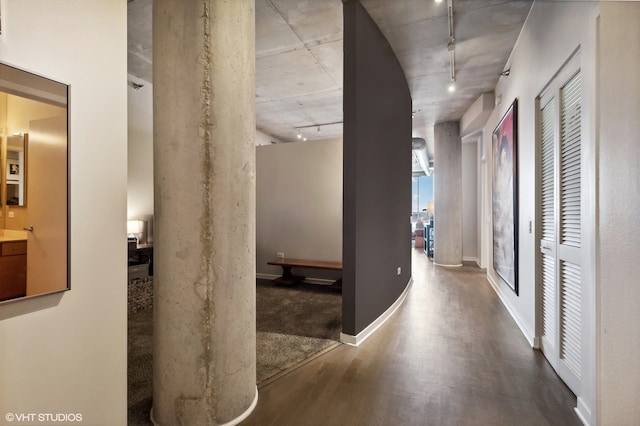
<box><xmin>128</xmin><ymin>0</ymin><xmax>532</xmax><ymax>168</ymax></box>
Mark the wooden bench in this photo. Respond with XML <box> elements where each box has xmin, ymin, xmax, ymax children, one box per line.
<box><xmin>267</xmin><ymin>258</ymin><xmax>342</xmax><ymax>289</ymax></box>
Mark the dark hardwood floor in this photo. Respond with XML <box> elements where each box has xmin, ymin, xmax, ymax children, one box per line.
<box><xmin>241</xmin><ymin>250</ymin><xmax>581</xmax><ymax>426</ymax></box>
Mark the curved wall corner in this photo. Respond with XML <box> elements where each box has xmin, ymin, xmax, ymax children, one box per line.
<box><xmin>342</xmin><ymin>0</ymin><xmax>413</xmax><ymax>336</ymax></box>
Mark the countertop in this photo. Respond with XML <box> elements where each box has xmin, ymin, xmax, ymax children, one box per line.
<box><xmin>0</xmin><ymin>230</ymin><xmax>28</xmax><ymax>242</ymax></box>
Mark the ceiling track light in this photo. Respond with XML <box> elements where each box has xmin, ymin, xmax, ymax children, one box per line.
<box><xmin>296</xmin><ymin>120</ymin><xmax>343</xmax><ymax>131</ymax></box>
<box><xmin>128</xmin><ymin>81</ymin><xmax>144</xmax><ymax>90</ymax></box>
<box><xmin>446</xmin><ymin>0</ymin><xmax>456</xmax><ymax>93</ymax></box>
<box><xmin>449</xmin><ymin>49</ymin><xmax>456</xmax><ymax>79</ymax></box>
<box><xmin>294</xmin><ymin>120</ymin><xmax>342</xmax><ymax>140</ymax></box>
<box><xmin>295</xmin><ymin>129</ymin><xmax>308</xmax><ymax>141</ymax></box>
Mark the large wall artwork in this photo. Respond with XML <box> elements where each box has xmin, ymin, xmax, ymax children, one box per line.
<box><xmin>492</xmin><ymin>99</ymin><xmax>518</xmax><ymax>295</ymax></box>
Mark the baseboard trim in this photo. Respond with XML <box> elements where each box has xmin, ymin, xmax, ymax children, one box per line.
<box><xmin>256</xmin><ymin>273</ymin><xmax>279</xmax><ymax>281</ymax></box>
<box><xmin>487</xmin><ymin>274</ymin><xmax>535</xmax><ymax>347</ymax></box>
<box><xmin>574</xmin><ymin>396</ymin><xmax>592</xmax><ymax>426</ymax></box>
<box><xmin>304</xmin><ymin>278</ymin><xmax>337</xmax><ymax>285</ymax></box>
<box><xmin>220</xmin><ymin>386</ymin><xmax>259</xmax><ymax>426</ymax></box>
<box><xmin>340</xmin><ymin>276</ymin><xmax>413</xmax><ymax>347</ymax></box>
<box><xmin>256</xmin><ymin>273</ymin><xmax>336</xmax><ymax>286</ymax></box>
<box><xmin>433</xmin><ymin>262</ymin><xmax>463</xmax><ymax>267</ymax></box>
<box><xmin>151</xmin><ymin>385</ymin><xmax>258</xmax><ymax>426</ymax></box>
<box><xmin>462</xmin><ymin>256</ymin><xmax>479</xmax><ymax>264</ymax></box>
<box><xmin>532</xmin><ymin>336</ymin><xmax>541</xmax><ymax>350</ymax></box>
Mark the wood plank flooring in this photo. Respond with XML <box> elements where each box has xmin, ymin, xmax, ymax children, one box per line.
<box><xmin>241</xmin><ymin>250</ymin><xmax>581</xmax><ymax>426</ymax></box>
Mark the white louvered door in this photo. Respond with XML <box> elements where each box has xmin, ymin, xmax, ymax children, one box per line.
<box><xmin>539</xmin><ymin>95</ymin><xmax>557</xmax><ymax>363</ymax></box>
<box><xmin>538</xmin><ymin>58</ymin><xmax>582</xmax><ymax>395</ymax></box>
<box><xmin>556</xmin><ymin>72</ymin><xmax>582</xmax><ymax>393</ymax></box>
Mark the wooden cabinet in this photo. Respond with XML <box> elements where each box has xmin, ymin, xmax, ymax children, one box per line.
<box><xmin>128</xmin><ymin>242</ymin><xmax>153</xmax><ymax>278</ymax></box>
<box><xmin>0</xmin><ymin>240</ymin><xmax>27</xmax><ymax>301</ymax></box>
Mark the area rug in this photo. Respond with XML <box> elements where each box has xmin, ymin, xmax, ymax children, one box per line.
<box><xmin>128</xmin><ymin>278</ymin><xmax>342</xmax><ymax>425</ymax></box>
<box><xmin>128</xmin><ymin>307</ymin><xmax>153</xmax><ymax>426</ymax></box>
<box><xmin>255</xmin><ymin>278</ymin><xmax>342</xmax><ymax>341</ymax></box>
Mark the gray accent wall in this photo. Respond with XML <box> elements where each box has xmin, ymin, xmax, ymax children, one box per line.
<box><xmin>342</xmin><ymin>0</ymin><xmax>412</xmax><ymax>336</ymax></box>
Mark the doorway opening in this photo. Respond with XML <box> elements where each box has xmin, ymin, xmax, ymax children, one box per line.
<box><xmin>411</xmin><ymin>175</ymin><xmax>433</xmax><ymax>255</ymax></box>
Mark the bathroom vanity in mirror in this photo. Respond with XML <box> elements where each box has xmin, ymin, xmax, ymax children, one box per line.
<box><xmin>0</xmin><ymin>62</ymin><xmax>69</xmax><ymax>304</ymax></box>
<box><xmin>0</xmin><ymin>230</ymin><xmax>27</xmax><ymax>301</ymax></box>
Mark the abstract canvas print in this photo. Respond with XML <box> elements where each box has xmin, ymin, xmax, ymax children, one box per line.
<box><xmin>492</xmin><ymin>99</ymin><xmax>518</xmax><ymax>294</ymax></box>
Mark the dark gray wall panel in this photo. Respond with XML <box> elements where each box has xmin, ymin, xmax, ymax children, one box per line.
<box><xmin>343</xmin><ymin>0</ymin><xmax>412</xmax><ymax>336</ymax></box>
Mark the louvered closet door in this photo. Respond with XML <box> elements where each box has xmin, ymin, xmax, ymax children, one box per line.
<box><xmin>556</xmin><ymin>72</ymin><xmax>582</xmax><ymax>394</ymax></box>
<box><xmin>538</xmin><ymin>66</ymin><xmax>582</xmax><ymax>395</ymax></box>
<box><xmin>539</xmin><ymin>95</ymin><xmax>557</xmax><ymax>366</ymax></box>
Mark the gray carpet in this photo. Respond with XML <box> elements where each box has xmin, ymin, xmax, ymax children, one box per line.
<box><xmin>255</xmin><ymin>278</ymin><xmax>342</xmax><ymax>341</ymax></box>
<box><xmin>128</xmin><ymin>278</ymin><xmax>342</xmax><ymax>425</ymax></box>
<box><xmin>128</xmin><ymin>307</ymin><xmax>153</xmax><ymax>426</ymax></box>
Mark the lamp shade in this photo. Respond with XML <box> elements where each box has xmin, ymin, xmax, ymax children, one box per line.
<box><xmin>127</xmin><ymin>220</ymin><xmax>143</xmax><ymax>234</ymax></box>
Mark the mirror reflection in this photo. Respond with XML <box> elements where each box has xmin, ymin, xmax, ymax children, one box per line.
<box><xmin>6</xmin><ymin>133</ymin><xmax>26</xmax><ymax>207</ymax></box>
<box><xmin>0</xmin><ymin>62</ymin><xmax>69</xmax><ymax>303</ymax></box>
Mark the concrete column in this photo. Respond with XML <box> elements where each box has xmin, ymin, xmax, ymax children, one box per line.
<box><xmin>434</xmin><ymin>121</ymin><xmax>462</xmax><ymax>266</ymax></box>
<box><xmin>152</xmin><ymin>1</ymin><xmax>256</xmax><ymax>425</ymax></box>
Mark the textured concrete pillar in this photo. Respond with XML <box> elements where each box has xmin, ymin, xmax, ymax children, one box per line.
<box><xmin>434</xmin><ymin>121</ymin><xmax>462</xmax><ymax>266</ymax></box>
<box><xmin>152</xmin><ymin>1</ymin><xmax>256</xmax><ymax>425</ymax></box>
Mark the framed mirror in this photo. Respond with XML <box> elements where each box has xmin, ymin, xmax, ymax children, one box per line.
<box><xmin>0</xmin><ymin>62</ymin><xmax>69</xmax><ymax>304</ymax></box>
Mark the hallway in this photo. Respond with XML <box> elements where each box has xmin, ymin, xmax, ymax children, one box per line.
<box><xmin>242</xmin><ymin>250</ymin><xmax>581</xmax><ymax>425</ymax></box>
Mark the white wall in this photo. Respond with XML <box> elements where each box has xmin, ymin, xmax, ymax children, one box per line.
<box><xmin>485</xmin><ymin>0</ymin><xmax>597</xmax><ymax>344</ymax></box>
<box><xmin>127</xmin><ymin>74</ymin><xmax>154</xmax><ymax>229</ymax></box>
<box><xmin>480</xmin><ymin>1</ymin><xmax>598</xmax><ymax>423</ymax></box>
<box><xmin>0</xmin><ymin>1</ymin><xmax>128</xmax><ymax>425</ymax></box>
<box><xmin>256</xmin><ymin>129</ymin><xmax>282</xmax><ymax>146</ymax></box>
<box><xmin>597</xmin><ymin>3</ymin><xmax>640</xmax><ymax>425</ymax></box>
<box><xmin>256</xmin><ymin>138</ymin><xmax>342</xmax><ymax>280</ymax></box>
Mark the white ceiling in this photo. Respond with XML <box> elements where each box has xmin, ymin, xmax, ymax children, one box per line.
<box><xmin>128</xmin><ymin>0</ymin><xmax>532</xmax><ymax>170</ymax></box>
